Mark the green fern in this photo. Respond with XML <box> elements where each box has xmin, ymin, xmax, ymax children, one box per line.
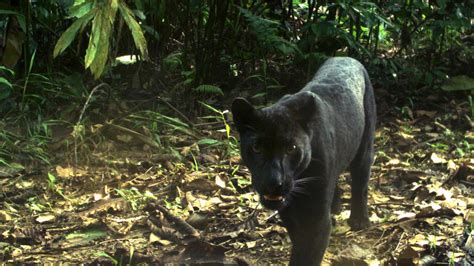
<box><xmin>193</xmin><ymin>84</ymin><xmax>224</xmax><ymax>96</ymax></box>
<box><xmin>238</xmin><ymin>7</ymin><xmax>298</xmax><ymax>56</ymax></box>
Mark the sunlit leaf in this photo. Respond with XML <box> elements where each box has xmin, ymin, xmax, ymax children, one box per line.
<box><xmin>118</xmin><ymin>3</ymin><xmax>149</xmax><ymax>60</ymax></box>
<box><xmin>199</xmin><ymin>101</ymin><xmax>222</xmax><ymax>114</ymax></box>
<box><xmin>84</xmin><ymin>9</ymin><xmax>102</xmax><ymax>69</ymax></box>
<box><xmin>54</xmin><ymin>8</ymin><xmax>96</xmax><ymax>58</ymax></box>
<box><xmin>68</xmin><ymin>0</ymin><xmax>93</xmax><ymax>18</ymax></box>
<box><xmin>0</xmin><ymin>66</ymin><xmax>15</xmax><ymax>76</ymax></box>
<box><xmin>66</xmin><ymin>229</ymin><xmax>107</xmax><ymax>241</ymax></box>
<box><xmin>84</xmin><ymin>3</ymin><xmax>118</xmax><ymax>79</ymax></box>
<box><xmin>197</xmin><ymin>138</ymin><xmax>220</xmax><ymax>146</ymax></box>
<box><xmin>94</xmin><ymin>252</ymin><xmax>118</xmax><ymax>265</ymax></box>
<box><xmin>0</xmin><ymin>77</ymin><xmax>12</xmax><ymax>89</ymax></box>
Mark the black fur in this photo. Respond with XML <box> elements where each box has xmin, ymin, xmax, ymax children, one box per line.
<box><xmin>232</xmin><ymin>57</ymin><xmax>376</xmax><ymax>265</ymax></box>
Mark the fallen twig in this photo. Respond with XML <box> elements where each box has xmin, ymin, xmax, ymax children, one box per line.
<box><xmin>145</xmin><ymin>201</ymin><xmax>200</xmax><ymax>239</ymax></box>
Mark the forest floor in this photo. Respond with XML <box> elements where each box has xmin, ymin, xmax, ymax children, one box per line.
<box><xmin>0</xmin><ymin>87</ymin><xmax>473</xmax><ymax>265</ymax></box>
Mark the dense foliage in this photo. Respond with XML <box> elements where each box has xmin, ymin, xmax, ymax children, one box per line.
<box><xmin>0</xmin><ymin>0</ymin><xmax>472</xmax><ymax>165</ymax></box>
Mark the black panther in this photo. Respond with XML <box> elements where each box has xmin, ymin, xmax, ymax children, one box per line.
<box><xmin>231</xmin><ymin>57</ymin><xmax>376</xmax><ymax>265</ymax></box>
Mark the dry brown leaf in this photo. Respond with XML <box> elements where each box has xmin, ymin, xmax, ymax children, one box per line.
<box><xmin>11</xmin><ymin>248</ymin><xmax>22</xmax><ymax>257</ymax></box>
<box><xmin>446</xmin><ymin>251</ymin><xmax>465</xmax><ymax>263</ymax></box>
<box><xmin>186</xmin><ymin>212</ymin><xmax>209</xmax><ymax>230</ymax></box>
<box><xmin>465</xmin><ymin>233</ymin><xmax>474</xmax><ymax>253</ymax></box>
<box><xmin>398</xmin><ymin>246</ymin><xmax>419</xmax><ymax>262</ymax></box>
<box><xmin>149</xmin><ymin>232</ymin><xmax>172</xmax><ymax>245</ymax></box>
<box><xmin>389</xmin><ymin>195</ymin><xmax>406</xmax><ymax>200</ymax></box>
<box><xmin>103</xmin><ymin>215</ymin><xmax>136</xmax><ymax>235</ymax></box>
<box><xmin>245</xmin><ymin>241</ymin><xmax>257</xmax><ymax>248</ymax></box>
<box><xmin>447</xmin><ymin>160</ymin><xmax>457</xmax><ymax>171</ymax></box>
<box><xmin>430</xmin><ymin>153</ymin><xmax>447</xmax><ymax>164</ymax></box>
<box><xmin>183</xmin><ymin>178</ymin><xmax>219</xmax><ymax>192</ymax></box>
<box><xmin>0</xmin><ymin>210</ymin><xmax>12</xmax><ymax>221</ymax></box>
<box><xmin>387</xmin><ymin>158</ymin><xmax>401</xmax><ymax>165</ymax></box>
<box><xmin>414</xmin><ymin>110</ymin><xmax>437</xmax><ymax>118</ymax></box>
<box><xmin>215</xmin><ymin>175</ymin><xmax>227</xmax><ymax>188</ymax></box>
<box><xmin>464</xmin><ymin>209</ymin><xmax>474</xmax><ymax>223</ymax></box>
<box><xmin>408</xmin><ymin>234</ymin><xmax>428</xmax><ymax>247</ymax></box>
<box><xmin>335</xmin><ymin>243</ymin><xmax>373</xmax><ymax>265</ymax></box>
<box><xmin>398</xmin><ymin>220</ymin><xmax>417</xmax><ymax>232</ymax></box>
<box><xmin>78</xmin><ymin>198</ymin><xmax>129</xmax><ymax>217</ymax></box>
<box><xmin>395</xmin><ymin>211</ymin><xmax>416</xmax><ymax>221</ymax></box>
<box><xmin>372</xmin><ymin>190</ymin><xmax>390</xmax><ymax>203</ymax></box>
<box><xmin>184</xmin><ymin>191</ymin><xmax>197</xmax><ymax>212</ymax></box>
<box><xmin>425</xmin><ymin>132</ymin><xmax>439</xmax><ymax>138</ymax></box>
<box><xmin>35</xmin><ymin>214</ymin><xmax>55</xmax><ymax>224</ymax></box>
<box><xmin>56</xmin><ymin>166</ymin><xmax>86</xmax><ymax>178</ymax></box>
<box><xmin>398</xmin><ymin>132</ymin><xmax>414</xmax><ymax>140</ymax></box>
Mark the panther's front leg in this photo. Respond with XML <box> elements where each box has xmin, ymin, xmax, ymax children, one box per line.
<box><xmin>280</xmin><ymin>192</ymin><xmax>332</xmax><ymax>265</ymax></box>
<box><xmin>288</xmin><ymin>214</ymin><xmax>331</xmax><ymax>265</ymax></box>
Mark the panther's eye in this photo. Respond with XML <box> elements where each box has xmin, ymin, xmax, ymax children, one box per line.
<box><xmin>251</xmin><ymin>143</ymin><xmax>261</xmax><ymax>153</ymax></box>
<box><xmin>287</xmin><ymin>144</ymin><xmax>297</xmax><ymax>154</ymax></box>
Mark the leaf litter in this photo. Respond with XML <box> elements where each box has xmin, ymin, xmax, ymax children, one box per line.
<box><xmin>0</xmin><ymin>94</ymin><xmax>472</xmax><ymax>265</ymax></box>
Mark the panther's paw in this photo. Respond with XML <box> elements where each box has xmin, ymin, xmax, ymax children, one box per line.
<box><xmin>348</xmin><ymin>216</ymin><xmax>370</xmax><ymax>231</ymax></box>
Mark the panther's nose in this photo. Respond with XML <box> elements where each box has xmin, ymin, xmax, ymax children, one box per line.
<box><xmin>266</xmin><ymin>181</ymin><xmax>284</xmax><ymax>195</ymax></box>
<box><xmin>275</xmin><ymin>181</ymin><xmax>283</xmax><ymax>193</ymax></box>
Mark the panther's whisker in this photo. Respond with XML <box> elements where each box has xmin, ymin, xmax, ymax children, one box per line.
<box><xmin>294</xmin><ymin>176</ymin><xmax>321</xmax><ymax>185</ymax></box>
<box><xmin>290</xmin><ymin>187</ymin><xmax>311</xmax><ymax>197</ymax></box>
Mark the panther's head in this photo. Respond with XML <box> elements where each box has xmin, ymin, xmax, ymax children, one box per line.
<box><xmin>231</xmin><ymin>92</ymin><xmax>317</xmax><ymax>210</ymax></box>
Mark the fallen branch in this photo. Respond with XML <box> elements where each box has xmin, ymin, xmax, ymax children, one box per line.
<box><xmin>145</xmin><ymin>201</ymin><xmax>200</xmax><ymax>241</ymax></box>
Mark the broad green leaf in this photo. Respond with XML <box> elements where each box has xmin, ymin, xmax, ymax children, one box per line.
<box><xmin>225</xmin><ymin>123</ymin><xmax>231</xmax><ymax>138</ymax></box>
<box><xmin>194</xmin><ymin>84</ymin><xmax>224</xmax><ymax>96</ymax></box>
<box><xmin>84</xmin><ymin>9</ymin><xmax>103</xmax><ymax>68</ymax></box>
<box><xmin>54</xmin><ymin>8</ymin><xmax>96</xmax><ymax>58</ymax></box>
<box><xmin>251</xmin><ymin>92</ymin><xmax>266</xmax><ymax>99</ymax></box>
<box><xmin>0</xmin><ymin>66</ymin><xmax>14</xmax><ymax>76</ymax></box>
<box><xmin>68</xmin><ymin>0</ymin><xmax>93</xmax><ymax>18</ymax></box>
<box><xmin>94</xmin><ymin>252</ymin><xmax>118</xmax><ymax>265</ymax></box>
<box><xmin>110</xmin><ymin>0</ymin><xmax>119</xmax><ymax>12</ymax></box>
<box><xmin>88</xmin><ymin>4</ymin><xmax>117</xmax><ymax>79</ymax></box>
<box><xmin>0</xmin><ymin>78</ymin><xmax>12</xmax><ymax>100</ymax></box>
<box><xmin>66</xmin><ymin>229</ymin><xmax>107</xmax><ymax>241</ymax></box>
<box><xmin>441</xmin><ymin>75</ymin><xmax>474</xmax><ymax>92</ymax></box>
<box><xmin>158</xmin><ymin>114</ymin><xmax>189</xmax><ymax>128</ymax></box>
<box><xmin>47</xmin><ymin>172</ymin><xmax>56</xmax><ymax>184</ymax></box>
<box><xmin>118</xmin><ymin>3</ymin><xmax>149</xmax><ymax>59</ymax></box>
<box><xmin>10</xmin><ymin>163</ymin><xmax>25</xmax><ymax>170</ymax></box>
<box><xmin>199</xmin><ymin>101</ymin><xmax>222</xmax><ymax>114</ymax></box>
<box><xmin>27</xmin><ymin>49</ymin><xmax>36</xmax><ymax>74</ymax></box>
<box><xmin>197</xmin><ymin>138</ymin><xmax>220</xmax><ymax>146</ymax></box>
<box><xmin>0</xmin><ymin>77</ymin><xmax>12</xmax><ymax>89</ymax></box>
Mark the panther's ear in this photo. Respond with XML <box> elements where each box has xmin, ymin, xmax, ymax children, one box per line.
<box><xmin>231</xmin><ymin>97</ymin><xmax>259</xmax><ymax>133</ymax></box>
<box><xmin>283</xmin><ymin>91</ymin><xmax>318</xmax><ymax>121</ymax></box>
